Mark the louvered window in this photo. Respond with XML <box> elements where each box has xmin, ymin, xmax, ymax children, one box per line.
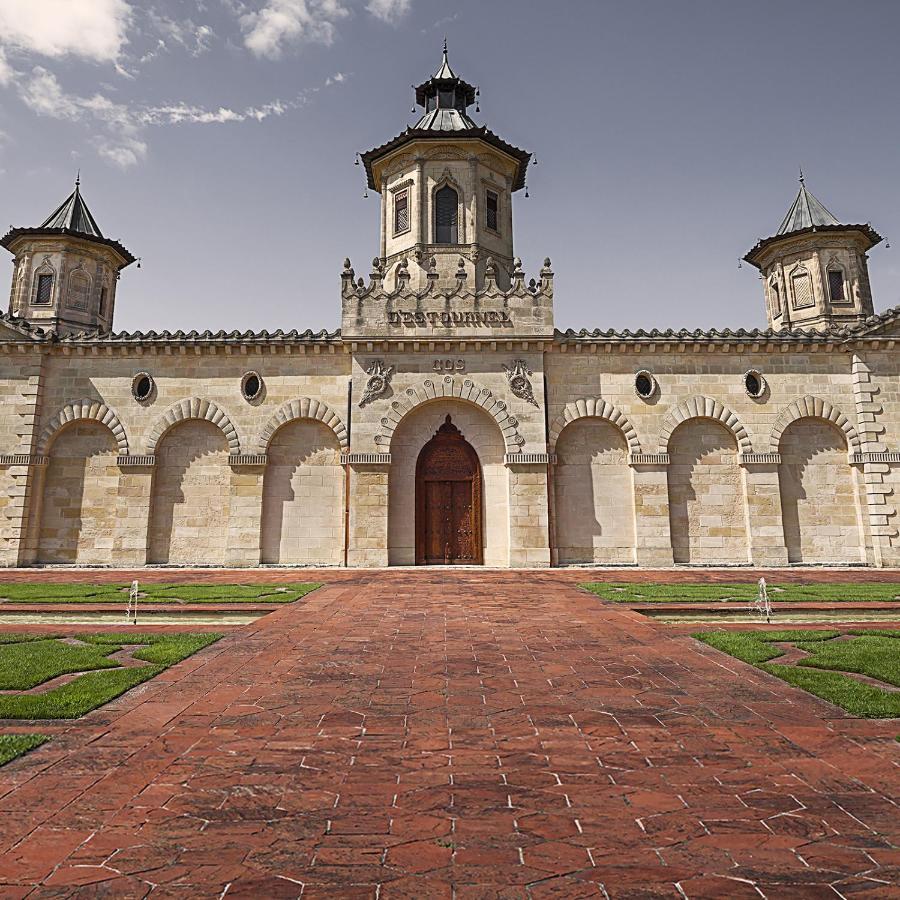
<box><xmin>34</xmin><ymin>273</ymin><xmax>53</xmax><ymax>304</ymax></box>
<box><xmin>791</xmin><ymin>271</ymin><xmax>813</xmax><ymax>309</ymax></box>
<box><xmin>100</xmin><ymin>287</ymin><xmax>109</xmax><ymax>317</ymax></box>
<box><xmin>435</xmin><ymin>185</ymin><xmax>458</xmax><ymax>244</ymax></box>
<box><xmin>770</xmin><ymin>282</ymin><xmax>781</xmax><ymax>315</ymax></box>
<box><xmin>828</xmin><ymin>269</ymin><xmax>846</xmax><ymax>303</ymax></box>
<box><xmin>394</xmin><ymin>190</ymin><xmax>409</xmax><ymax>234</ymax></box>
<box><xmin>486</xmin><ymin>190</ymin><xmax>499</xmax><ymax>232</ymax></box>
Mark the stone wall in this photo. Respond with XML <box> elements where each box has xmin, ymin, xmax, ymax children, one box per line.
<box><xmin>0</xmin><ymin>337</ymin><xmax>898</xmax><ymax>568</ymax></box>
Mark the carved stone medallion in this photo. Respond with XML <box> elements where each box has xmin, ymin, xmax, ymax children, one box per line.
<box><xmin>502</xmin><ymin>360</ymin><xmax>538</xmax><ymax>406</ymax></box>
<box><xmin>359</xmin><ymin>360</ymin><xmax>395</xmax><ymax>407</ymax></box>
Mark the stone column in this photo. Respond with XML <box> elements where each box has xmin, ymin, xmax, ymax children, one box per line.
<box><xmin>739</xmin><ymin>454</ymin><xmax>789</xmax><ymax>566</ymax></box>
<box><xmin>629</xmin><ymin>455</ymin><xmax>674</xmax><ymax>567</ymax></box>
<box><xmin>225</xmin><ymin>456</ymin><xmax>267</xmax><ymax>567</ymax></box>
<box><xmin>506</xmin><ymin>457</ymin><xmax>551</xmax><ymax>568</ymax></box>
<box><xmin>109</xmin><ymin>457</ymin><xmax>155</xmax><ymax>566</ymax></box>
<box><xmin>347</xmin><ymin>454</ymin><xmax>391</xmax><ymax>567</ymax></box>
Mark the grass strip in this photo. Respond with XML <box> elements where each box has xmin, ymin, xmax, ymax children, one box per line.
<box><xmin>0</xmin><ymin>638</ymin><xmax>120</xmax><ymax>690</ymax></box>
<box><xmin>0</xmin><ymin>632</ymin><xmax>221</xmax><ymax>720</ymax></box>
<box><xmin>0</xmin><ymin>734</ymin><xmax>49</xmax><ymax>767</ymax></box>
<box><xmin>696</xmin><ymin>629</ymin><xmax>900</xmax><ymax>718</ymax></box>
<box><xmin>0</xmin><ymin>583</ymin><xmax>322</xmax><ymax>604</ymax></box>
<box><xmin>582</xmin><ymin>582</ymin><xmax>900</xmax><ymax>604</ymax></box>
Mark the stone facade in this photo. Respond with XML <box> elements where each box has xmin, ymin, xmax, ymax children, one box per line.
<box><xmin>1</xmin><ymin>53</ymin><xmax>899</xmax><ymax>569</ymax></box>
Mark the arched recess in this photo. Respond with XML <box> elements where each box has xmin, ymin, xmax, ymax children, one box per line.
<box><xmin>770</xmin><ymin>396</ymin><xmax>860</xmax><ymax>454</ymax></box>
<box><xmin>146</xmin><ymin>398</ymin><xmax>240</xmax><ymax>456</ymax></box>
<box><xmin>37</xmin><ymin>399</ymin><xmax>129</xmax><ymax>456</ymax></box>
<box><xmin>256</xmin><ymin>398</ymin><xmax>348</xmax><ymax>454</ymax></box>
<box><xmin>658</xmin><ymin>397</ymin><xmax>752</xmax><ymax>454</ymax></box>
<box><xmin>548</xmin><ymin>398</ymin><xmax>642</xmax><ymax>455</ymax></box>
<box><xmin>378</xmin><ymin>377</ymin><xmax>523</xmax><ymax>455</ymax></box>
<box><xmin>37</xmin><ymin>420</ymin><xmax>120</xmax><ymax>564</ymax></box>
<box><xmin>777</xmin><ymin>417</ymin><xmax>863</xmax><ymax>564</ymax></box>
<box><xmin>260</xmin><ymin>418</ymin><xmax>344</xmax><ymax>565</ymax></box>
<box><xmin>554</xmin><ymin>417</ymin><xmax>636</xmax><ymax>565</ymax></box>
<box><xmin>667</xmin><ymin>418</ymin><xmax>748</xmax><ymax>565</ymax></box>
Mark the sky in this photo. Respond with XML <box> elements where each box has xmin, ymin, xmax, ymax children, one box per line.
<box><xmin>0</xmin><ymin>0</ymin><xmax>898</xmax><ymax>334</ymax></box>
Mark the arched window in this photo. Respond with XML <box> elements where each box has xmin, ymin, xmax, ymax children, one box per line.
<box><xmin>791</xmin><ymin>266</ymin><xmax>813</xmax><ymax>309</ymax></box>
<box><xmin>32</xmin><ymin>262</ymin><xmax>55</xmax><ymax>305</ymax></box>
<box><xmin>67</xmin><ymin>269</ymin><xmax>91</xmax><ymax>310</ymax></box>
<box><xmin>827</xmin><ymin>267</ymin><xmax>847</xmax><ymax>303</ymax></box>
<box><xmin>435</xmin><ymin>185</ymin><xmax>458</xmax><ymax>244</ymax></box>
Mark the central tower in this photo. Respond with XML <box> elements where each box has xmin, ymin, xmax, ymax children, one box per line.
<box><xmin>360</xmin><ymin>44</ymin><xmax>531</xmax><ymax>291</ymax></box>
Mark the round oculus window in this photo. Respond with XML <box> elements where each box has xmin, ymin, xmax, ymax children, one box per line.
<box><xmin>634</xmin><ymin>370</ymin><xmax>656</xmax><ymax>400</ymax></box>
<box><xmin>131</xmin><ymin>372</ymin><xmax>154</xmax><ymax>402</ymax></box>
<box><xmin>744</xmin><ymin>369</ymin><xmax>766</xmax><ymax>399</ymax></box>
<box><xmin>241</xmin><ymin>371</ymin><xmax>263</xmax><ymax>401</ymax></box>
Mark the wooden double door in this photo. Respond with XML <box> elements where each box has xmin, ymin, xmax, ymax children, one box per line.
<box><xmin>415</xmin><ymin>416</ymin><xmax>483</xmax><ymax>565</ymax></box>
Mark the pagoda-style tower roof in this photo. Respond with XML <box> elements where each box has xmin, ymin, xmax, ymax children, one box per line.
<box><xmin>360</xmin><ymin>45</ymin><xmax>531</xmax><ymax>192</ymax></box>
<box><xmin>744</xmin><ymin>174</ymin><xmax>881</xmax><ymax>268</ymax></box>
<box><xmin>0</xmin><ymin>178</ymin><xmax>135</xmax><ymax>268</ymax></box>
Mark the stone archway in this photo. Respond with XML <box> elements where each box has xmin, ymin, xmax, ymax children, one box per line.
<box><xmin>415</xmin><ymin>416</ymin><xmax>483</xmax><ymax>565</ymax></box>
<box><xmin>388</xmin><ymin>398</ymin><xmax>508</xmax><ymax>566</ymax></box>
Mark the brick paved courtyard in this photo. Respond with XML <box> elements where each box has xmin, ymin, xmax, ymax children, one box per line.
<box><xmin>0</xmin><ymin>570</ymin><xmax>898</xmax><ymax>898</ymax></box>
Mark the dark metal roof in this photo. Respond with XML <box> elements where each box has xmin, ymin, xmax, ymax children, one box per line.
<box><xmin>412</xmin><ymin>107</ymin><xmax>478</xmax><ymax>131</ymax></box>
<box><xmin>743</xmin><ymin>176</ymin><xmax>882</xmax><ymax>267</ymax></box>
<box><xmin>361</xmin><ymin>126</ymin><xmax>531</xmax><ymax>191</ymax></box>
<box><xmin>743</xmin><ymin>222</ymin><xmax>882</xmax><ymax>268</ymax></box>
<box><xmin>777</xmin><ymin>178</ymin><xmax>840</xmax><ymax>234</ymax></box>
<box><xmin>0</xmin><ymin>180</ymin><xmax>136</xmax><ymax>268</ymax></box>
<box><xmin>414</xmin><ymin>44</ymin><xmax>477</xmax><ymax>108</ymax></box>
<box><xmin>41</xmin><ymin>181</ymin><xmax>103</xmax><ymax>236</ymax></box>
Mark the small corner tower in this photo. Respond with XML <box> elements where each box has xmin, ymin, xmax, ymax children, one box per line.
<box><xmin>359</xmin><ymin>43</ymin><xmax>531</xmax><ymax>291</ymax></box>
<box><xmin>744</xmin><ymin>173</ymin><xmax>882</xmax><ymax>332</ymax></box>
<box><xmin>1</xmin><ymin>177</ymin><xmax>136</xmax><ymax>336</ymax></box>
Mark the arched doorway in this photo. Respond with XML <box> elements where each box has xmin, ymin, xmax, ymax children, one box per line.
<box><xmin>415</xmin><ymin>416</ymin><xmax>483</xmax><ymax>565</ymax></box>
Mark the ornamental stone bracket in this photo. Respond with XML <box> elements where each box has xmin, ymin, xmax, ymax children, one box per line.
<box><xmin>359</xmin><ymin>360</ymin><xmax>395</xmax><ymax>407</ymax></box>
<box><xmin>502</xmin><ymin>360</ymin><xmax>539</xmax><ymax>407</ymax></box>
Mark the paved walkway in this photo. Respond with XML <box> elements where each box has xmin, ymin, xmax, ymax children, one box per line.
<box><xmin>0</xmin><ymin>571</ymin><xmax>898</xmax><ymax>898</ymax></box>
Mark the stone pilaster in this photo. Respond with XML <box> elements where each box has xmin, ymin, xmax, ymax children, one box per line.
<box><xmin>629</xmin><ymin>457</ymin><xmax>674</xmax><ymax>567</ymax></box>
<box><xmin>112</xmin><ymin>459</ymin><xmax>155</xmax><ymax>566</ymax></box>
<box><xmin>739</xmin><ymin>455</ymin><xmax>789</xmax><ymax>566</ymax></box>
<box><xmin>225</xmin><ymin>461</ymin><xmax>267</xmax><ymax>567</ymax></box>
<box><xmin>851</xmin><ymin>353</ymin><xmax>897</xmax><ymax>567</ymax></box>
<box><xmin>506</xmin><ymin>459</ymin><xmax>551</xmax><ymax>567</ymax></box>
<box><xmin>348</xmin><ymin>456</ymin><xmax>390</xmax><ymax>567</ymax></box>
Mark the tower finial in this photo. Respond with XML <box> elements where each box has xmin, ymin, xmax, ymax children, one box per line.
<box><xmin>798</xmin><ymin>165</ymin><xmax>804</xmax><ymax>185</ymax></box>
<box><xmin>75</xmin><ymin>169</ymin><xmax>80</xmax><ymax>188</ymax></box>
<box><xmin>443</xmin><ymin>37</ymin><xmax>448</xmax><ymax>58</ymax></box>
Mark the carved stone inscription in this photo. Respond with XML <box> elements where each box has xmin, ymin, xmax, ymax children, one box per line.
<box><xmin>388</xmin><ymin>310</ymin><xmax>513</xmax><ymax>328</ymax></box>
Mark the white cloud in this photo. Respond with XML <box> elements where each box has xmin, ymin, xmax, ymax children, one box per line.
<box><xmin>239</xmin><ymin>0</ymin><xmax>349</xmax><ymax>58</ymax></box>
<box><xmin>366</xmin><ymin>0</ymin><xmax>411</xmax><ymax>24</ymax></box>
<box><xmin>0</xmin><ymin>0</ymin><xmax>132</xmax><ymax>63</ymax></box>
<box><xmin>147</xmin><ymin>11</ymin><xmax>215</xmax><ymax>57</ymax></box>
<box><xmin>18</xmin><ymin>67</ymin><xmax>146</xmax><ymax>168</ymax></box>
<box><xmin>141</xmin><ymin>99</ymin><xmax>288</xmax><ymax>125</ymax></box>
<box><xmin>0</xmin><ymin>48</ymin><xmax>12</xmax><ymax>85</ymax></box>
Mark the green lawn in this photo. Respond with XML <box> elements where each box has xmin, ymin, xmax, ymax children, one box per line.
<box><xmin>581</xmin><ymin>582</ymin><xmax>900</xmax><ymax>604</ymax></box>
<box><xmin>696</xmin><ymin>628</ymin><xmax>900</xmax><ymax>718</ymax></box>
<box><xmin>0</xmin><ymin>583</ymin><xmax>322</xmax><ymax>604</ymax></box>
<box><xmin>0</xmin><ymin>632</ymin><xmax>221</xmax><ymax>719</ymax></box>
<box><xmin>0</xmin><ymin>734</ymin><xmax>49</xmax><ymax>767</ymax></box>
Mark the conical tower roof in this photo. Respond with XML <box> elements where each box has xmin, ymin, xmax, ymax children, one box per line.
<box><xmin>39</xmin><ymin>178</ymin><xmax>104</xmax><ymax>237</ymax></box>
<box><xmin>743</xmin><ymin>173</ymin><xmax>882</xmax><ymax>268</ymax></box>
<box><xmin>0</xmin><ymin>177</ymin><xmax>135</xmax><ymax>267</ymax></box>
<box><xmin>776</xmin><ymin>174</ymin><xmax>840</xmax><ymax>235</ymax></box>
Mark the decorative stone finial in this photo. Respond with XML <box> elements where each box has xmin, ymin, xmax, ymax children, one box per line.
<box><xmin>513</xmin><ymin>257</ymin><xmax>523</xmax><ymax>275</ymax></box>
<box><xmin>343</xmin><ymin>257</ymin><xmax>352</xmax><ymax>271</ymax></box>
